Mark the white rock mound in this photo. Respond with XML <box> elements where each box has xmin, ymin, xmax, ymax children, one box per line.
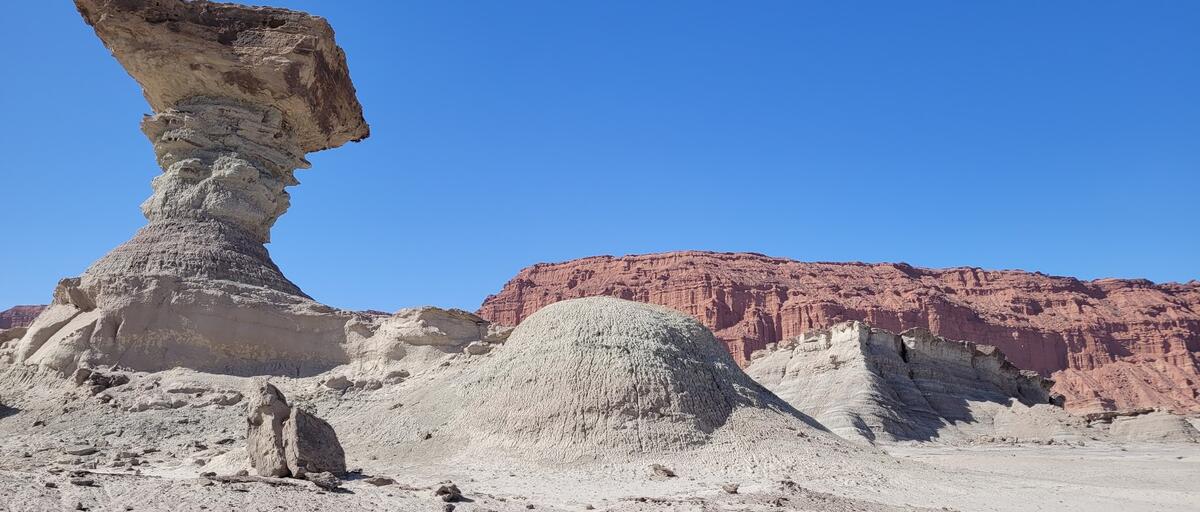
<box><xmin>1088</xmin><ymin>410</ymin><xmax>1200</xmax><ymax>443</ymax></box>
<box><xmin>384</xmin><ymin>297</ymin><xmax>881</xmax><ymax>476</ymax></box>
<box><xmin>747</xmin><ymin>321</ymin><xmax>1080</xmax><ymax>445</ymax></box>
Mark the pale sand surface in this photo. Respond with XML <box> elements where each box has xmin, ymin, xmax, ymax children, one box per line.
<box><xmin>887</xmin><ymin>442</ymin><xmax>1200</xmax><ymax>512</ymax></box>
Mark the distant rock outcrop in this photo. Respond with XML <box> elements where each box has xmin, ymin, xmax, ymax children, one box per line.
<box><xmin>0</xmin><ymin>306</ymin><xmax>45</xmax><ymax>330</ymax></box>
<box><xmin>478</xmin><ymin>251</ymin><xmax>1200</xmax><ymax>414</ymax></box>
<box><xmin>746</xmin><ymin>321</ymin><xmax>1073</xmax><ymax>444</ymax></box>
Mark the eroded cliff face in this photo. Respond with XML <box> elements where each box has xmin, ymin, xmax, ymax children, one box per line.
<box><xmin>745</xmin><ymin>321</ymin><xmax>1071</xmax><ymax>445</ymax></box>
<box><xmin>478</xmin><ymin>251</ymin><xmax>1200</xmax><ymax>414</ymax></box>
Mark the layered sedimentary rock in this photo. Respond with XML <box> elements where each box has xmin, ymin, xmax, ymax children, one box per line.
<box><xmin>347</xmin><ymin>306</ymin><xmax>510</xmax><ymax>371</ymax></box>
<box><xmin>0</xmin><ymin>306</ymin><xmax>45</xmax><ymax>330</ymax></box>
<box><xmin>478</xmin><ymin>251</ymin><xmax>1200</xmax><ymax>413</ymax></box>
<box><xmin>746</xmin><ymin>321</ymin><xmax>1076</xmax><ymax>444</ymax></box>
<box><xmin>16</xmin><ymin>0</ymin><xmax>370</xmax><ymax>375</ymax></box>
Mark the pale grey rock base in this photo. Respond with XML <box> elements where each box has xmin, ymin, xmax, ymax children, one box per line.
<box><xmin>747</xmin><ymin>321</ymin><xmax>1078</xmax><ymax>445</ymax></box>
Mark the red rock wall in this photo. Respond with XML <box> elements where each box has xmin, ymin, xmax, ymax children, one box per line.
<box><xmin>478</xmin><ymin>251</ymin><xmax>1200</xmax><ymax>414</ymax></box>
<box><xmin>0</xmin><ymin>305</ymin><xmax>47</xmax><ymax>330</ymax></box>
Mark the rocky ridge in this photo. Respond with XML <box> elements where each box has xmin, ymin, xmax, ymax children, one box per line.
<box><xmin>478</xmin><ymin>251</ymin><xmax>1200</xmax><ymax>413</ymax></box>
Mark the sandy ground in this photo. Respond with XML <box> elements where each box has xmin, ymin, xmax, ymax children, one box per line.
<box><xmin>0</xmin><ymin>323</ymin><xmax>1196</xmax><ymax>512</ymax></box>
<box><xmin>888</xmin><ymin>443</ymin><xmax>1200</xmax><ymax>512</ymax></box>
<box><xmin>0</xmin><ymin>442</ymin><xmax>1195</xmax><ymax>511</ymax></box>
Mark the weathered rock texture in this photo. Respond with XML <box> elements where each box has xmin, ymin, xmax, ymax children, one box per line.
<box><xmin>478</xmin><ymin>251</ymin><xmax>1200</xmax><ymax>414</ymax></box>
<box><xmin>74</xmin><ymin>0</ymin><xmax>369</xmax><ymax>153</ymax></box>
<box><xmin>746</xmin><ymin>321</ymin><xmax>1076</xmax><ymax>444</ymax></box>
<box><xmin>16</xmin><ymin>0</ymin><xmax>371</xmax><ymax>375</ymax></box>
<box><xmin>382</xmin><ymin>297</ymin><xmax>888</xmax><ymax>475</ymax></box>
<box><xmin>247</xmin><ymin>382</ymin><xmax>346</xmax><ymax>478</ymax></box>
<box><xmin>0</xmin><ymin>306</ymin><xmax>45</xmax><ymax>330</ymax></box>
<box><xmin>1095</xmin><ymin>410</ymin><xmax>1200</xmax><ymax>444</ymax></box>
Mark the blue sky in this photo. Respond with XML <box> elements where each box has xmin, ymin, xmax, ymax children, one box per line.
<box><xmin>1</xmin><ymin>1</ymin><xmax>1197</xmax><ymax>312</ymax></box>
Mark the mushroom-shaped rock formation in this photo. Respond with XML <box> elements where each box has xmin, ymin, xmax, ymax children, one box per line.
<box><xmin>76</xmin><ymin>0</ymin><xmax>369</xmax><ymax>287</ymax></box>
<box><xmin>17</xmin><ymin>0</ymin><xmax>371</xmax><ymax>375</ymax></box>
<box><xmin>365</xmin><ymin>298</ymin><xmax>886</xmax><ymax>478</ymax></box>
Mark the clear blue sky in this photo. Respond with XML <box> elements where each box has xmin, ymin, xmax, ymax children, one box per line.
<box><xmin>1</xmin><ymin>1</ymin><xmax>1197</xmax><ymax>312</ymax></box>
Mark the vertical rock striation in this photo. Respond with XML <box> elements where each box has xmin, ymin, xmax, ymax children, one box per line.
<box><xmin>746</xmin><ymin>321</ymin><xmax>1070</xmax><ymax>444</ymax></box>
<box><xmin>478</xmin><ymin>251</ymin><xmax>1200</xmax><ymax>414</ymax></box>
<box><xmin>16</xmin><ymin>0</ymin><xmax>372</xmax><ymax>375</ymax></box>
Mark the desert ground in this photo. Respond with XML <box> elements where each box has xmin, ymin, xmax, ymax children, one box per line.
<box><xmin>0</xmin><ymin>359</ymin><xmax>1197</xmax><ymax>512</ymax></box>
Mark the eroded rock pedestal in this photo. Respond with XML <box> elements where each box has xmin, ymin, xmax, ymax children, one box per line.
<box><xmin>17</xmin><ymin>0</ymin><xmax>371</xmax><ymax>375</ymax></box>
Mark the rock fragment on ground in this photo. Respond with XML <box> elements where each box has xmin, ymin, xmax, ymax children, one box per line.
<box><xmin>246</xmin><ymin>382</ymin><xmax>346</xmax><ymax>479</ymax></box>
<box><xmin>435</xmin><ymin>482</ymin><xmax>463</xmax><ymax>502</ymax></box>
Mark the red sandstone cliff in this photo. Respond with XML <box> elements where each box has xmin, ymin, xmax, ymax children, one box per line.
<box><xmin>478</xmin><ymin>251</ymin><xmax>1200</xmax><ymax>414</ymax></box>
<box><xmin>0</xmin><ymin>305</ymin><xmax>46</xmax><ymax>330</ymax></box>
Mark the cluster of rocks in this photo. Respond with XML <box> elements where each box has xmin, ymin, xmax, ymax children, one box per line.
<box><xmin>246</xmin><ymin>382</ymin><xmax>346</xmax><ymax>488</ymax></box>
<box><xmin>72</xmin><ymin>368</ymin><xmax>130</xmax><ymax>396</ymax></box>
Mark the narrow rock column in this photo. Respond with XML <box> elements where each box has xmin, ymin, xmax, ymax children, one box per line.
<box><xmin>139</xmin><ymin>100</ymin><xmax>308</xmax><ymax>245</ymax></box>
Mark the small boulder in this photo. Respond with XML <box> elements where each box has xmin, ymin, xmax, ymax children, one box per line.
<box><xmin>322</xmin><ymin>375</ymin><xmax>352</xmax><ymax>391</ymax></box>
<box><xmin>246</xmin><ymin>383</ymin><xmax>291</xmax><ymax>477</ymax></box>
<box><xmin>63</xmin><ymin>445</ymin><xmax>98</xmax><ymax>456</ymax></box>
<box><xmin>434</xmin><ymin>482</ymin><xmax>463</xmax><ymax>502</ymax></box>
<box><xmin>365</xmin><ymin>476</ymin><xmax>395</xmax><ymax>486</ymax></box>
<box><xmin>304</xmin><ymin>471</ymin><xmax>341</xmax><ymax>490</ymax></box>
<box><xmin>72</xmin><ymin>368</ymin><xmax>129</xmax><ymax>395</ymax></box>
<box><xmin>649</xmin><ymin>464</ymin><xmax>676</xmax><ymax>479</ymax></box>
<box><xmin>485</xmin><ymin>324</ymin><xmax>514</xmax><ymax>344</ymax></box>
<box><xmin>246</xmin><ymin>382</ymin><xmax>346</xmax><ymax>480</ymax></box>
<box><xmin>284</xmin><ymin>408</ymin><xmax>347</xmax><ymax>477</ymax></box>
<box><xmin>383</xmin><ymin>369</ymin><xmax>410</xmax><ymax>383</ymax></box>
<box><xmin>354</xmin><ymin>379</ymin><xmax>383</xmax><ymax>391</ymax></box>
<box><xmin>463</xmin><ymin>341</ymin><xmax>492</xmax><ymax>356</ymax></box>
